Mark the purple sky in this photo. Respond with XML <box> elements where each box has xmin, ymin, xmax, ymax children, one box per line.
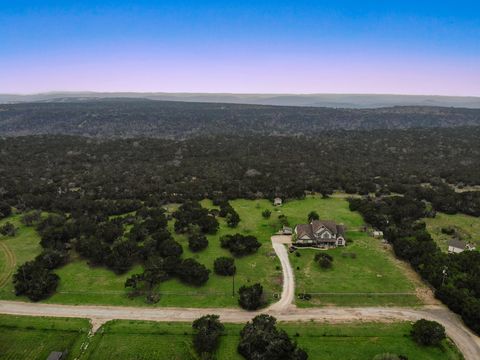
<box><xmin>1</xmin><ymin>1</ymin><xmax>479</xmax><ymax>96</ymax></box>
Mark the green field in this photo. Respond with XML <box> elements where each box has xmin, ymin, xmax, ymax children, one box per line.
<box><xmin>1</xmin><ymin>195</ymin><xmax>422</xmax><ymax>308</ymax></box>
<box><xmin>0</xmin><ymin>214</ymin><xmax>42</xmax><ymax>299</ymax></box>
<box><xmin>0</xmin><ymin>202</ymin><xmax>282</xmax><ymax>307</ymax></box>
<box><xmin>424</xmin><ymin>212</ymin><xmax>480</xmax><ymax>252</ymax></box>
<box><xmin>279</xmin><ymin>196</ymin><xmax>421</xmax><ymax>307</ymax></box>
<box><xmin>82</xmin><ymin>319</ymin><xmax>462</xmax><ymax>360</ymax></box>
<box><xmin>0</xmin><ymin>315</ymin><xmax>90</xmax><ymax>360</ymax></box>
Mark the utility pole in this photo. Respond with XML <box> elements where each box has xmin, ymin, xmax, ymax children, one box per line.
<box><xmin>442</xmin><ymin>266</ymin><xmax>448</xmax><ymax>286</ymax></box>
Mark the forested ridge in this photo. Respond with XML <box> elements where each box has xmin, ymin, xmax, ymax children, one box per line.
<box><xmin>1</xmin><ymin>99</ymin><xmax>480</xmax><ymax>138</ymax></box>
<box><xmin>0</xmin><ymin>128</ymin><xmax>479</xmax><ymax>210</ymax></box>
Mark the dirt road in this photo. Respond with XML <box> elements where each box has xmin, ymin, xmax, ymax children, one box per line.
<box><xmin>0</xmin><ymin>301</ymin><xmax>479</xmax><ymax>359</ymax></box>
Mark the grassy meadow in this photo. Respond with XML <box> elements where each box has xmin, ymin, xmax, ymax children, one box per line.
<box><xmin>1</xmin><ymin>195</ymin><xmax>422</xmax><ymax>308</ymax></box>
<box><xmin>0</xmin><ymin>315</ymin><xmax>90</xmax><ymax>360</ymax></box>
<box><xmin>424</xmin><ymin>212</ymin><xmax>480</xmax><ymax>252</ymax></box>
<box><xmin>82</xmin><ymin>319</ymin><xmax>462</xmax><ymax>360</ymax></box>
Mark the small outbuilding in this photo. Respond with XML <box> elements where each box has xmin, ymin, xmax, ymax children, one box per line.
<box><xmin>273</xmin><ymin>197</ymin><xmax>283</xmax><ymax>206</ymax></box>
<box><xmin>372</xmin><ymin>230</ymin><xmax>384</xmax><ymax>238</ymax></box>
<box><xmin>281</xmin><ymin>226</ymin><xmax>293</xmax><ymax>235</ymax></box>
<box><xmin>47</xmin><ymin>352</ymin><xmax>65</xmax><ymax>360</ymax></box>
<box><xmin>447</xmin><ymin>239</ymin><xmax>476</xmax><ymax>254</ymax></box>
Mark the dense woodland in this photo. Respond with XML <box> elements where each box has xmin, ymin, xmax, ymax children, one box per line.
<box><xmin>1</xmin><ymin>100</ymin><xmax>480</xmax><ymax>138</ymax></box>
<box><xmin>1</xmin><ymin>128</ymin><xmax>479</xmax><ymax>213</ymax></box>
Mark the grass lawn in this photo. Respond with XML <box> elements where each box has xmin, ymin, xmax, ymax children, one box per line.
<box><xmin>1</xmin><ymin>195</ymin><xmax>421</xmax><ymax>308</ymax></box>
<box><xmin>291</xmin><ymin>231</ymin><xmax>420</xmax><ymax>307</ymax></box>
<box><xmin>0</xmin><ymin>214</ymin><xmax>43</xmax><ymax>299</ymax></box>
<box><xmin>0</xmin><ymin>314</ymin><xmax>90</xmax><ymax>360</ymax></box>
<box><xmin>1</xmin><ymin>201</ymin><xmax>282</xmax><ymax>308</ymax></box>
<box><xmin>83</xmin><ymin>320</ymin><xmax>463</xmax><ymax>360</ymax></box>
<box><xmin>424</xmin><ymin>212</ymin><xmax>480</xmax><ymax>252</ymax></box>
<box><xmin>277</xmin><ymin>196</ymin><xmax>421</xmax><ymax>307</ymax></box>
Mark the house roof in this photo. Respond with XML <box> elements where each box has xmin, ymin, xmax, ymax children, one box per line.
<box><xmin>295</xmin><ymin>220</ymin><xmax>345</xmax><ymax>240</ymax></box>
<box><xmin>448</xmin><ymin>239</ymin><xmax>466</xmax><ymax>250</ymax></box>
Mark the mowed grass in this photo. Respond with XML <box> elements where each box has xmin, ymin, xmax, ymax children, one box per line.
<box><xmin>0</xmin><ymin>214</ymin><xmax>43</xmax><ymax>299</ymax></box>
<box><xmin>0</xmin><ymin>314</ymin><xmax>90</xmax><ymax>360</ymax></box>
<box><xmin>280</xmin><ymin>196</ymin><xmax>420</xmax><ymax>307</ymax></box>
<box><xmin>424</xmin><ymin>212</ymin><xmax>480</xmax><ymax>252</ymax></box>
<box><xmin>83</xmin><ymin>320</ymin><xmax>463</xmax><ymax>360</ymax></box>
<box><xmin>1</xmin><ymin>195</ymin><xmax>420</xmax><ymax>308</ymax></box>
<box><xmin>10</xmin><ymin>200</ymin><xmax>282</xmax><ymax>308</ymax></box>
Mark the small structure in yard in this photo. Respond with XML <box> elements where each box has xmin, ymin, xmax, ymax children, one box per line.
<box><xmin>47</xmin><ymin>352</ymin><xmax>66</xmax><ymax>360</ymax></box>
<box><xmin>372</xmin><ymin>230</ymin><xmax>384</xmax><ymax>238</ymax></box>
<box><xmin>294</xmin><ymin>220</ymin><xmax>346</xmax><ymax>248</ymax></box>
<box><xmin>280</xmin><ymin>226</ymin><xmax>293</xmax><ymax>235</ymax></box>
<box><xmin>447</xmin><ymin>240</ymin><xmax>476</xmax><ymax>254</ymax></box>
<box><xmin>273</xmin><ymin>197</ymin><xmax>283</xmax><ymax>206</ymax></box>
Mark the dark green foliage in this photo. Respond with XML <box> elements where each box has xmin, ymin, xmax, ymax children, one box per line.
<box><xmin>13</xmin><ymin>261</ymin><xmax>59</xmax><ymax>301</ymax></box>
<box><xmin>0</xmin><ymin>222</ymin><xmax>17</xmax><ymax>236</ymax></box>
<box><xmin>411</xmin><ymin>319</ymin><xmax>446</xmax><ymax>346</ymax></box>
<box><xmin>35</xmin><ymin>249</ymin><xmax>69</xmax><ymax>270</ymax></box>
<box><xmin>238</xmin><ymin>314</ymin><xmax>308</xmax><ymax>359</ymax></box>
<box><xmin>177</xmin><ymin>258</ymin><xmax>210</xmax><ymax>286</ymax></box>
<box><xmin>21</xmin><ymin>210</ymin><xmax>42</xmax><ymax>226</ymax></box>
<box><xmin>213</xmin><ymin>257</ymin><xmax>236</xmax><ymax>276</ymax></box>
<box><xmin>307</xmin><ymin>211</ymin><xmax>319</xmax><ymax>222</ymax></box>
<box><xmin>173</xmin><ymin>202</ymin><xmax>219</xmax><ymax>234</ymax></box>
<box><xmin>238</xmin><ymin>283</ymin><xmax>265</xmax><ymax>310</ymax></box>
<box><xmin>220</xmin><ymin>234</ymin><xmax>261</xmax><ymax>257</ymax></box>
<box><xmin>192</xmin><ymin>315</ymin><xmax>225</xmax><ymax>357</ymax></box>
<box><xmin>188</xmin><ymin>233</ymin><xmax>208</xmax><ymax>252</ymax></box>
<box><xmin>314</xmin><ymin>253</ymin><xmax>333</xmax><ymax>269</ymax></box>
<box><xmin>0</xmin><ymin>202</ymin><xmax>11</xmax><ymax>219</ymax></box>
<box><xmin>261</xmin><ymin>209</ymin><xmax>271</xmax><ymax>219</ymax></box>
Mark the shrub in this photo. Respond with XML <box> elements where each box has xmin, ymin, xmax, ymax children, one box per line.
<box><xmin>0</xmin><ymin>222</ymin><xmax>17</xmax><ymax>236</ymax></box>
<box><xmin>220</xmin><ymin>234</ymin><xmax>261</xmax><ymax>257</ymax></box>
<box><xmin>411</xmin><ymin>319</ymin><xmax>446</xmax><ymax>346</ymax></box>
<box><xmin>314</xmin><ymin>253</ymin><xmax>333</xmax><ymax>269</ymax></box>
<box><xmin>213</xmin><ymin>257</ymin><xmax>236</xmax><ymax>276</ymax></box>
<box><xmin>238</xmin><ymin>314</ymin><xmax>308</xmax><ymax>359</ymax></box>
<box><xmin>192</xmin><ymin>315</ymin><xmax>224</xmax><ymax>357</ymax></box>
<box><xmin>0</xmin><ymin>202</ymin><xmax>11</xmax><ymax>219</ymax></box>
<box><xmin>188</xmin><ymin>233</ymin><xmax>208</xmax><ymax>252</ymax></box>
<box><xmin>238</xmin><ymin>283</ymin><xmax>265</xmax><ymax>310</ymax></box>
<box><xmin>262</xmin><ymin>209</ymin><xmax>271</xmax><ymax>219</ymax></box>
<box><xmin>308</xmin><ymin>211</ymin><xmax>319</xmax><ymax>222</ymax></box>
<box><xmin>13</xmin><ymin>261</ymin><xmax>59</xmax><ymax>301</ymax></box>
<box><xmin>177</xmin><ymin>258</ymin><xmax>210</xmax><ymax>286</ymax></box>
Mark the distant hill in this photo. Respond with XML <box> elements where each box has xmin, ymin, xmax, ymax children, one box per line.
<box><xmin>1</xmin><ymin>99</ymin><xmax>479</xmax><ymax>138</ymax></box>
<box><xmin>1</xmin><ymin>92</ymin><xmax>480</xmax><ymax>109</ymax></box>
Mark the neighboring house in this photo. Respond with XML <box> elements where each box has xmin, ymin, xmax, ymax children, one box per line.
<box><xmin>448</xmin><ymin>240</ymin><xmax>476</xmax><ymax>254</ymax></box>
<box><xmin>372</xmin><ymin>230</ymin><xmax>384</xmax><ymax>238</ymax></box>
<box><xmin>294</xmin><ymin>220</ymin><xmax>346</xmax><ymax>248</ymax></box>
<box><xmin>273</xmin><ymin>197</ymin><xmax>283</xmax><ymax>206</ymax></box>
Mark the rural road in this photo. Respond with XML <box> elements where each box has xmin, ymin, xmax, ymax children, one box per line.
<box><xmin>0</xmin><ymin>235</ymin><xmax>479</xmax><ymax>359</ymax></box>
<box><xmin>0</xmin><ymin>301</ymin><xmax>479</xmax><ymax>359</ymax></box>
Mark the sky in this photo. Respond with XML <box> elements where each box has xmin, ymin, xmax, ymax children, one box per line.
<box><xmin>1</xmin><ymin>1</ymin><xmax>479</xmax><ymax>96</ymax></box>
